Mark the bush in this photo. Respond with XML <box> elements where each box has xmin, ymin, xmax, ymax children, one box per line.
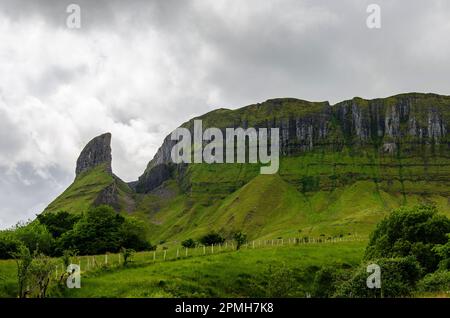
<box><xmin>60</xmin><ymin>205</ymin><xmax>124</xmax><ymax>255</ymax></box>
<box><xmin>335</xmin><ymin>257</ymin><xmax>422</xmax><ymax>298</ymax></box>
<box><xmin>312</xmin><ymin>265</ymin><xmax>351</xmax><ymax>298</ymax></box>
<box><xmin>14</xmin><ymin>221</ymin><xmax>55</xmax><ymax>256</ymax></box>
<box><xmin>0</xmin><ymin>232</ymin><xmax>23</xmax><ymax>259</ymax></box>
<box><xmin>364</xmin><ymin>205</ymin><xmax>450</xmax><ymax>273</ymax></box>
<box><xmin>417</xmin><ymin>270</ymin><xmax>450</xmax><ymax>292</ymax></box>
<box><xmin>119</xmin><ymin>217</ymin><xmax>154</xmax><ymax>251</ymax></box>
<box><xmin>59</xmin><ymin>205</ymin><xmax>153</xmax><ymax>255</ymax></box>
<box><xmin>432</xmin><ymin>234</ymin><xmax>450</xmax><ymax>270</ymax></box>
<box><xmin>199</xmin><ymin>232</ymin><xmax>225</xmax><ymax>246</ymax></box>
<box><xmin>37</xmin><ymin>211</ymin><xmax>81</xmax><ymax>238</ymax></box>
<box><xmin>233</xmin><ymin>231</ymin><xmax>247</xmax><ymax>250</ymax></box>
<box><xmin>181</xmin><ymin>238</ymin><xmax>197</xmax><ymax>248</ymax></box>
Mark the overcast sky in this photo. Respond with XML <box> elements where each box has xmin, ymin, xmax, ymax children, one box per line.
<box><xmin>1</xmin><ymin>0</ymin><xmax>450</xmax><ymax>228</ymax></box>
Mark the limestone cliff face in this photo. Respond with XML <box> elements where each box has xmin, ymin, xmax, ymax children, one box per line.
<box><xmin>134</xmin><ymin>93</ymin><xmax>450</xmax><ymax>193</ymax></box>
<box><xmin>76</xmin><ymin>133</ymin><xmax>112</xmax><ymax>176</ymax></box>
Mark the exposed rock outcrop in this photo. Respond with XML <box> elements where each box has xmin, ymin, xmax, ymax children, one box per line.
<box><xmin>76</xmin><ymin>133</ymin><xmax>112</xmax><ymax>176</ymax></box>
<box><xmin>134</xmin><ymin>93</ymin><xmax>450</xmax><ymax>193</ymax></box>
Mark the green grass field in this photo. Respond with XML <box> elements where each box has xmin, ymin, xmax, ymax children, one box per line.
<box><xmin>0</xmin><ymin>241</ymin><xmax>366</xmax><ymax>298</ymax></box>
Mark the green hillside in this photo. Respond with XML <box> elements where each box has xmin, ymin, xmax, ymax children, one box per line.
<box><xmin>42</xmin><ymin>93</ymin><xmax>450</xmax><ymax>245</ymax></box>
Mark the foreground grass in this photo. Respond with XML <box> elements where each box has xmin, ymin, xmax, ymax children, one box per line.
<box><xmin>61</xmin><ymin>241</ymin><xmax>365</xmax><ymax>298</ymax></box>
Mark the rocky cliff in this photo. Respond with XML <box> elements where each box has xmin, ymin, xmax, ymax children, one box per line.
<box><xmin>76</xmin><ymin>132</ymin><xmax>112</xmax><ymax>176</ymax></box>
<box><xmin>44</xmin><ymin>132</ymin><xmax>132</xmax><ymax>214</ymax></box>
<box><xmin>135</xmin><ymin>93</ymin><xmax>450</xmax><ymax>193</ymax></box>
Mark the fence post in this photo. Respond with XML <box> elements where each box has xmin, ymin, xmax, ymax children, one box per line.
<box><xmin>203</xmin><ymin>245</ymin><xmax>206</xmax><ymax>255</ymax></box>
<box><xmin>252</xmin><ymin>241</ymin><xmax>255</xmax><ymax>249</ymax></box>
<box><xmin>212</xmin><ymin>244</ymin><xmax>214</xmax><ymax>254</ymax></box>
<box><xmin>176</xmin><ymin>249</ymin><xmax>179</xmax><ymax>258</ymax></box>
<box><xmin>164</xmin><ymin>250</ymin><xmax>167</xmax><ymax>261</ymax></box>
<box><xmin>153</xmin><ymin>251</ymin><xmax>156</xmax><ymax>261</ymax></box>
<box><xmin>105</xmin><ymin>254</ymin><xmax>108</xmax><ymax>265</ymax></box>
<box><xmin>185</xmin><ymin>247</ymin><xmax>188</xmax><ymax>257</ymax></box>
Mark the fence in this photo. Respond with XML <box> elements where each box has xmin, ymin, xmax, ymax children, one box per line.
<box><xmin>56</xmin><ymin>234</ymin><xmax>366</xmax><ymax>276</ymax></box>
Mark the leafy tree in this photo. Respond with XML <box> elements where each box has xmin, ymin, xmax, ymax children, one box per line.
<box><xmin>335</xmin><ymin>257</ymin><xmax>422</xmax><ymax>298</ymax></box>
<box><xmin>233</xmin><ymin>231</ymin><xmax>247</xmax><ymax>250</ymax></box>
<box><xmin>119</xmin><ymin>217</ymin><xmax>154</xmax><ymax>251</ymax></box>
<box><xmin>263</xmin><ymin>264</ymin><xmax>298</xmax><ymax>297</ymax></box>
<box><xmin>199</xmin><ymin>232</ymin><xmax>225</xmax><ymax>246</ymax></box>
<box><xmin>417</xmin><ymin>270</ymin><xmax>450</xmax><ymax>293</ymax></box>
<box><xmin>121</xmin><ymin>247</ymin><xmax>135</xmax><ymax>266</ymax></box>
<box><xmin>29</xmin><ymin>253</ymin><xmax>54</xmax><ymax>298</ymax></box>
<box><xmin>60</xmin><ymin>205</ymin><xmax>125</xmax><ymax>255</ymax></box>
<box><xmin>0</xmin><ymin>231</ymin><xmax>23</xmax><ymax>259</ymax></box>
<box><xmin>14</xmin><ymin>221</ymin><xmax>55</xmax><ymax>256</ymax></box>
<box><xmin>432</xmin><ymin>234</ymin><xmax>450</xmax><ymax>270</ymax></box>
<box><xmin>364</xmin><ymin>205</ymin><xmax>450</xmax><ymax>273</ymax></box>
<box><xmin>37</xmin><ymin>211</ymin><xmax>81</xmax><ymax>238</ymax></box>
<box><xmin>13</xmin><ymin>245</ymin><xmax>33</xmax><ymax>298</ymax></box>
<box><xmin>181</xmin><ymin>238</ymin><xmax>197</xmax><ymax>248</ymax></box>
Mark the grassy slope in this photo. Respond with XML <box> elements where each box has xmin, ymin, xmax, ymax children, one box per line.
<box><xmin>61</xmin><ymin>242</ymin><xmax>365</xmax><ymax>298</ymax></box>
<box><xmin>43</xmin><ymin>164</ymin><xmax>135</xmax><ymax>214</ymax></box>
<box><xmin>136</xmin><ymin>150</ymin><xmax>450</xmax><ymax>245</ymax></box>
<box><xmin>44</xmin><ymin>164</ymin><xmax>114</xmax><ymax>214</ymax></box>
<box><xmin>42</xmin><ymin>93</ymin><xmax>450</xmax><ymax>244</ymax></box>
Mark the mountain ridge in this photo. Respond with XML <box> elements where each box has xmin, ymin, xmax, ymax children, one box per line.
<box><xmin>43</xmin><ymin>92</ymin><xmax>450</xmax><ymax>242</ymax></box>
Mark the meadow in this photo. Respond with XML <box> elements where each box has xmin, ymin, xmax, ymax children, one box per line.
<box><xmin>0</xmin><ymin>240</ymin><xmax>366</xmax><ymax>298</ymax></box>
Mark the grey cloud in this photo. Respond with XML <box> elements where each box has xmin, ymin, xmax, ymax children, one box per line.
<box><xmin>0</xmin><ymin>163</ymin><xmax>72</xmax><ymax>228</ymax></box>
<box><xmin>1</xmin><ymin>0</ymin><xmax>450</xmax><ymax>228</ymax></box>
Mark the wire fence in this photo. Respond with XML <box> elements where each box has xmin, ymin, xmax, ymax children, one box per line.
<box><xmin>53</xmin><ymin>234</ymin><xmax>366</xmax><ymax>277</ymax></box>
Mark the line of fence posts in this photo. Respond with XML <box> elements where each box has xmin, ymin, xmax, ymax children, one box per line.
<box><xmin>73</xmin><ymin>233</ymin><xmax>362</xmax><ymax>276</ymax></box>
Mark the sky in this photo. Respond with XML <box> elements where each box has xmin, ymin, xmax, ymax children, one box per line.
<box><xmin>1</xmin><ymin>0</ymin><xmax>450</xmax><ymax>228</ymax></box>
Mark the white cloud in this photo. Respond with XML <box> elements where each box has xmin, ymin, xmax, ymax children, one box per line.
<box><xmin>0</xmin><ymin>0</ymin><xmax>450</xmax><ymax>228</ymax></box>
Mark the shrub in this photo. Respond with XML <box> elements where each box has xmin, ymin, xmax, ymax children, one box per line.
<box><xmin>119</xmin><ymin>217</ymin><xmax>154</xmax><ymax>251</ymax></box>
<box><xmin>199</xmin><ymin>232</ymin><xmax>225</xmax><ymax>246</ymax></box>
<box><xmin>335</xmin><ymin>257</ymin><xmax>422</xmax><ymax>298</ymax></box>
<box><xmin>37</xmin><ymin>211</ymin><xmax>81</xmax><ymax>238</ymax></box>
<box><xmin>417</xmin><ymin>270</ymin><xmax>450</xmax><ymax>292</ymax></box>
<box><xmin>60</xmin><ymin>205</ymin><xmax>153</xmax><ymax>255</ymax></box>
<box><xmin>121</xmin><ymin>247</ymin><xmax>135</xmax><ymax>266</ymax></box>
<box><xmin>0</xmin><ymin>232</ymin><xmax>23</xmax><ymax>259</ymax></box>
<box><xmin>14</xmin><ymin>221</ymin><xmax>55</xmax><ymax>256</ymax></box>
<box><xmin>364</xmin><ymin>205</ymin><xmax>450</xmax><ymax>273</ymax></box>
<box><xmin>233</xmin><ymin>231</ymin><xmax>247</xmax><ymax>250</ymax></box>
<box><xmin>181</xmin><ymin>238</ymin><xmax>197</xmax><ymax>248</ymax></box>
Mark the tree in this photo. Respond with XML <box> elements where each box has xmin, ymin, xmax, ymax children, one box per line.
<box><xmin>29</xmin><ymin>253</ymin><xmax>54</xmax><ymax>298</ymax></box>
<box><xmin>181</xmin><ymin>238</ymin><xmax>197</xmax><ymax>248</ymax></box>
<box><xmin>121</xmin><ymin>247</ymin><xmax>135</xmax><ymax>266</ymax></box>
<box><xmin>60</xmin><ymin>205</ymin><xmax>125</xmax><ymax>255</ymax></box>
<box><xmin>335</xmin><ymin>257</ymin><xmax>422</xmax><ymax>298</ymax></box>
<box><xmin>14</xmin><ymin>221</ymin><xmax>55</xmax><ymax>256</ymax></box>
<box><xmin>364</xmin><ymin>205</ymin><xmax>450</xmax><ymax>273</ymax></box>
<box><xmin>199</xmin><ymin>232</ymin><xmax>225</xmax><ymax>246</ymax></box>
<box><xmin>14</xmin><ymin>245</ymin><xmax>33</xmax><ymax>298</ymax></box>
<box><xmin>233</xmin><ymin>231</ymin><xmax>247</xmax><ymax>250</ymax></box>
<box><xmin>119</xmin><ymin>217</ymin><xmax>154</xmax><ymax>251</ymax></box>
<box><xmin>432</xmin><ymin>234</ymin><xmax>450</xmax><ymax>270</ymax></box>
<box><xmin>37</xmin><ymin>211</ymin><xmax>81</xmax><ymax>238</ymax></box>
<box><xmin>0</xmin><ymin>231</ymin><xmax>23</xmax><ymax>259</ymax></box>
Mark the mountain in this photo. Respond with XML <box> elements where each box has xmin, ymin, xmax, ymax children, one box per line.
<box><xmin>43</xmin><ymin>93</ymin><xmax>450</xmax><ymax>242</ymax></box>
<box><xmin>44</xmin><ymin>133</ymin><xmax>135</xmax><ymax>214</ymax></box>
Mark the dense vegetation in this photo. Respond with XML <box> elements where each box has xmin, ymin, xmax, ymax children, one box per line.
<box><xmin>0</xmin><ymin>205</ymin><xmax>155</xmax><ymax>259</ymax></box>
<box><xmin>324</xmin><ymin>205</ymin><xmax>450</xmax><ymax>297</ymax></box>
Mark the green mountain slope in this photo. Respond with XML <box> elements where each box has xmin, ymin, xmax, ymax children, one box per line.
<box><xmin>42</xmin><ymin>93</ymin><xmax>450</xmax><ymax>244</ymax></box>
